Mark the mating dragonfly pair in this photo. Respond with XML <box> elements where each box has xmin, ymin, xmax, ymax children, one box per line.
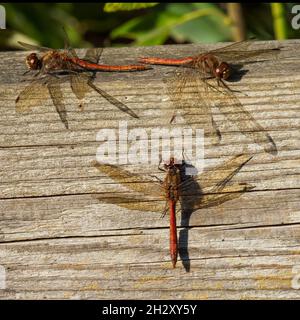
<box><xmin>17</xmin><ymin>38</ymin><xmax>280</xmax><ymax>267</ymax></box>
<box><xmin>17</xmin><ymin>38</ymin><xmax>279</xmax><ymax>155</ymax></box>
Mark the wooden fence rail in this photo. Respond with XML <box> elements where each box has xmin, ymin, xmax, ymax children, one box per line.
<box><xmin>0</xmin><ymin>40</ymin><xmax>299</xmax><ymax>299</ymax></box>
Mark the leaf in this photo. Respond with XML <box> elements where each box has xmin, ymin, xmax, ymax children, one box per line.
<box><xmin>104</xmin><ymin>3</ymin><xmax>158</xmax><ymax>12</ymax></box>
<box><xmin>110</xmin><ymin>3</ymin><xmax>231</xmax><ymax>46</ymax></box>
<box><xmin>167</xmin><ymin>3</ymin><xmax>231</xmax><ymax>43</ymax></box>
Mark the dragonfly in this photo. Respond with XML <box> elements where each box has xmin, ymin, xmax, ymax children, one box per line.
<box><xmin>139</xmin><ymin>41</ymin><xmax>280</xmax><ymax>155</ymax></box>
<box><xmin>16</xmin><ymin>40</ymin><xmax>151</xmax><ymax>128</ymax></box>
<box><xmin>92</xmin><ymin>154</ymin><xmax>253</xmax><ymax>268</ymax></box>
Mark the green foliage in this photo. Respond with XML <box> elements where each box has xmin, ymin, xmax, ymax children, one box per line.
<box><xmin>104</xmin><ymin>3</ymin><xmax>158</xmax><ymax>12</ymax></box>
<box><xmin>0</xmin><ymin>3</ymin><xmax>297</xmax><ymax>51</ymax></box>
<box><xmin>111</xmin><ymin>3</ymin><xmax>231</xmax><ymax>46</ymax></box>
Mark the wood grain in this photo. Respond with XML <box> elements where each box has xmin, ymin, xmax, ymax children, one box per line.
<box><xmin>0</xmin><ymin>40</ymin><xmax>299</xmax><ymax>299</ymax></box>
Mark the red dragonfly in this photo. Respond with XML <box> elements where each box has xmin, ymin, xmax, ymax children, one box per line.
<box><xmin>92</xmin><ymin>154</ymin><xmax>253</xmax><ymax>268</ymax></box>
<box><xmin>16</xmin><ymin>41</ymin><xmax>151</xmax><ymax>128</ymax></box>
<box><xmin>139</xmin><ymin>41</ymin><xmax>280</xmax><ymax>155</ymax></box>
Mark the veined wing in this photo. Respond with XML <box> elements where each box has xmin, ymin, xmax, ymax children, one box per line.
<box><xmin>208</xmin><ymin>40</ymin><xmax>281</xmax><ymax>63</ymax></box>
<box><xmin>83</xmin><ymin>48</ymin><xmax>103</xmax><ymax>64</ymax></box>
<box><xmin>190</xmin><ymin>182</ymin><xmax>254</xmax><ymax>210</ymax></box>
<box><xmin>47</xmin><ymin>78</ymin><xmax>69</xmax><ymax>129</ymax></box>
<box><xmin>87</xmin><ymin>80</ymin><xmax>139</xmax><ymax>119</ymax></box>
<box><xmin>70</xmin><ymin>48</ymin><xmax>104</xmax><ymax>102</ymax></box>
<box><xmin>167</xmin><ymin>63</ymin><xmax>221</xmax><ymax>144</ymax></box>
<box><xmin>206</xmin><ymin>76</ymin><xmax>278</xmax><ymax>155</ymax></box>
<box><xmin>62</xmin><ymin>28</ymin><xmax>79</xmax><ymax>59</ymax></box>
<box><xmin>70</xmin><ymin>73</ymin><xmax>91</xmax><ymax>102</ymax></box>
<box><xmin>92</xmin><ymin>192</ymin><xmax>166</xmax><ymax>213</ymax></box>
<box><xmin>18</xmin><ymin>41</ymin><xmax>52</xmax><ymax>52</ymax></box>
<box><xmin>196</xmin><ymin>154</ymin><xmax>252</xmax><ymax>192</ymax></box>
<box><xmin>15</xmin><ymin>79</ymin><xmax>49</xmax><ymax>112</ymax></box>
<box><xmin>180</xmin><ymin>154</ymin><xmax>254</xmax><ymax>211</ymax></box>
<box><xmin>180</xmin><ymin>154</ymin><xmax>251</xmax><ymax>193</ymax></box>
<box><xmin>66</xmin><ymin>48</ymin><xmax>139</xmax><ymax>118</ymax></box>
<box><xmin>92</xmin><ymin>161</ymin><xmax>163</xmax><ymax>197</ymax></box>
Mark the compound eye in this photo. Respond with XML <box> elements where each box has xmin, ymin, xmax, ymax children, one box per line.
<box><xmin>26</xmin><ymin>53</ymin><xmax>40</xmax><ymax>70</ymax></box>
<box><xmin>218</xmin><ymin>62</ymin><xmax>230</xmax><ymax>79</ymax></box>
<box><xmin>215</xmin><ymin>67</ymin><xmax>222</xmax><ymax>78</ymax></box>
<box><xmin>222</xmin><ymin>70</ymin><xmax>229</xmax><ymax>79</ymax></box>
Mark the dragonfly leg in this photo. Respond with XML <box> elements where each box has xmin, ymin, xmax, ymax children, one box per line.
<box><xmin>161</xmin><ymin>202</ymin><xmax>168</xmax><ymax>219</ymax></box>
<box><xmin>169</xmin><ymin>111</ymin><xmax>177</xmax><ymax>124</ymax></box>
<box><xmin>211</xmin><ymin>116</ymin><xmax>222</xmax><ymax>142</ymax></box>
<box><xmin>202</xmin><ymin>77</ymin><xmax>225</xmax><ymax>95</ymax></box>
<box><xmin>22</xmin><ymin>70</ymin><xmax>31</xmax><ymax>76</ymax></box>
<box><xmin>49</xmin><ymin>69</ymin><xmax>79</xmax><ymax>76</ymax></box>
<box><xmin>219</xmin><ymin>78</ymin><xmax>246</xmax><ymax>95</ymax></box>
<box><xmin>149</xmin><ymin>174</ymin><xmax>163</xmax><ymax>183</ymax></box>
<box><xmin>158</xmin><ymin>155</ymin><xmax>166</xmax><ymax>172</ymax></box>
<box><xmin>27</xmin><ymin>70</ymin><xmax>41</xmax><ymax>78</ymax></box>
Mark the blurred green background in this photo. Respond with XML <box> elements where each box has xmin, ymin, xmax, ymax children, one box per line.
<box><xmin>0</xmin><ymin>2</ymin><xmax>299</xmax><ymax>50</ymax></box>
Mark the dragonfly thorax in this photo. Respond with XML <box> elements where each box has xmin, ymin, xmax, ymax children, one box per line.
<box><xmin>165</xmin><ymin>165</ymin><xmax>181</xmax><ymax>202</ymax></box>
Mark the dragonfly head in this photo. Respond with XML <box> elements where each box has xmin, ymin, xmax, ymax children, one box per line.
<box><xmin>25</xmin><ymin>53</ymin><xmax>41</xmax><ymax>70</ymax></box>
<box><xmin>164</xmin><ymin>157</ymin><xmax>183</xmax><ymax>171</ymax></box>
<box><xmin>215</xmin><ymin>62</ymin><xmax>231</xmax><ymax>80</ymax></box>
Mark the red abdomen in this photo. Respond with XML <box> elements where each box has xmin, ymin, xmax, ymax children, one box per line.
<box><xmin>169</xmin><ymin>200</ymin><xmax>178</xmax><ymax>268</ymax></box>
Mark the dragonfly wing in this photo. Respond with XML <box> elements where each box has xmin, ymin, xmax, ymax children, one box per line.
<box><xmin>180</xmin><ymin>154</ymin><xmax>251</xmax><ymax>196</ymax></box>
<box><xmin>69</xmin><ymin>49</ymin><xmax>104</xmax><ymax>101</ymax></box>
<box><xmin>210</xmin><ymin>81</ymin><xmax>277</xmax><ymax>155</ymax></box>
<box><xmin>70</xmin><ymin>73</ymin><xmax>91</xmax><ymax>101</ymax></box>
<box><xmin>15</xmin><ymin>80</ymin><xmax>49</xmax><ymax>112</ymax></box>
<box><xmin>83</xmin><ymin>48</ymin><xmax>103</xmax><ymax>64</ymax></box>
<box><xmin>195</xmin><ymin>154</ymin><xmax>252</xmax><ymax>191</ymax></box>
<box><xmin>47</xmin><ymin>79</ymin><xmax>69</xmax><ymax>129</ymax></box>
<box><xmin>191</xmin><ymin>182</ymin><xmax>254</xmax><ymax>211</ymax></box>
<box><xmin>92</xmin><ymin>161</ymin><xmax>163</xmax><ymax>197</ymax></box>
<box><xmin>18</xmin><ymin>41</ymin><xmax>51</xmax><ymax>52</ymax></box>
<box><xmin>61</xmin><ymin>28</ymin><xmax>79</xmax><ymax>59</ymax></box>
<box><xmin>209</xmin><ymin>40</ymin><xmax>255</xmax><ymax>54</ymax></box>
<box><xmin>87</xmin><ymin>80</ymin><xmax>139</xmax><ymax>119</ymax></box>
<box><xmin>167</xmin><ymin>65</ymin><xmax>221</xmax><ymax>144</ymax></box>
<box><xmin>92</xmin><ymin>193</ymin><xmax>166</xmax><ymax>213</ymax></box>
<box><xmin>209</xmin><ymin>40</ymin><xmax>281</xmax><ymax>63</ymax></box>
<box><xmin>180</xmin><ymin>154</ymin><xmax>254</xmax><ymax>211</ymax></box>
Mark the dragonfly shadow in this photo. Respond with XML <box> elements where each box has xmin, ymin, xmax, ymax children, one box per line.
<box><xmin>178</xmin><ymin>161</ymin><xmax>202</xmax><ymax>272</ymax></box>
<box><xmin>226</xmin><ymin>64</ymin><xmax>249</xmax><ymax>83</ymax></box>
<box><xmin>177</xmin><ymin>156</ymin><xmax>253</xmax><ymax>272</ymax></box>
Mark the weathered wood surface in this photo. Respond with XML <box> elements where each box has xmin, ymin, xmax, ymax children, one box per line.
<box><xmin>0</xmin><ymin>40</ymin><xmax>300</xmax><ymax>299</ymax></box>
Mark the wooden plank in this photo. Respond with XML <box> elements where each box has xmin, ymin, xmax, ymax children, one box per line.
<box><xmin>0</xmin><ymin>40</ymin><xmax>299</xmax><ymax>299</ymax></box>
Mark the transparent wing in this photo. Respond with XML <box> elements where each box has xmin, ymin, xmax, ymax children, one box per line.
<box><xmin>168</xmin><ymin>61</ymin><xmax>277</xmax><ymax>154</ymax></box>
<box><xmin>166</xmin><ymin>64</ymin><xmax>222</xmax><ymax>144</ymax></box>
<box><xmin>180</xmin><ymin>154</ymin><xmax>250</xmax><ymax>193</ymax></box>
<box><xmin>209</xmin><ymin>79</ymin><xmax>278</xmax><ymax>155</ymax></box>
<box><xmin>92</xmin><ymin>161</ymin><xmax>163</xmax><ymax>197</ymax></box>
<box><xmin>92</xmin><ymin>155</ymin><xmax>253</xmax><ymax>214</ymax></box>
<box><xmin>18</xmin><ymin>41</ymin><xmax>51</xmax><ymax>52</ymax></box>
<box><xmin>15</xmin><ymin>79</ymin><xmax>49</xmax><ymax>112</ymax></box>
<box><xmin>92</xmin><ymin>192</ymin><xmax>166</xmax><ymax>213</ymax></box>
<box><xmin>196</xmin><ymin>154</ymin><xmax>252</xmax><ymax>192</ymax></box>
<box><xmin>70</xmin><ymin>48</ymin><xmax>104</xmax><ymax>101</ymax></box>
<box><xmin>190</xmin><ymin>182</ymin><xmax>253</xmax><ymax>210</ymax></box>
<box><xmin>83</xmin><ymin>48</ymin><xmax>103</xmax><ymax>64</ymax></box>
<box><xmin>180</xmin><ymin>154</ymin><xmax>254</xmax><ymax>211</ymax></box>
<box><xmin>208</xmin><ymin>40</ymin><xmax>281</xmax><ymax>63</ymax></box>
<box><xmin>87</xmin><ymin>80</ymin><xmax>139</xmax><ymax>119</ymax></box>
<box><xmin>70</xmin><ymin>73</ymin><xmax>91</xmax><ymax>101</ymax></box>
<box><xmin>47</xmin><ymin>78</ymin><xmax>69</xmax><ymax>129</ymax></box>
<box><xmin>61</xmin><ymin>28</ymin><xmax>79</xmax><ymax>58</ymax></box>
